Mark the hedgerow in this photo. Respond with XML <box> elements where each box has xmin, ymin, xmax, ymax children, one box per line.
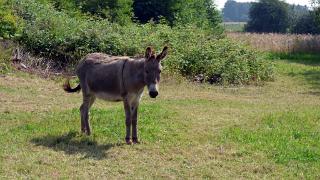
<box><xmin>0</xmin><ymin>0</ymin><xmax>23</xmax><ymax>39</ymax></box>
<box><xmin>12</xmin><ymin>0</ymin><xmax>274</xmax><ymax>85</ymax></box>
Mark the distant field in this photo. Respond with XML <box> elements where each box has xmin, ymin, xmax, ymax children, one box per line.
<box><xmin>228</xmin><ymin>32</ymin><xmax>320</xmax><ymax>53</ymax></box>
<box><xmin>222</xmin><ymin>22</ymin><xmax>246</xmax><ymax>32</ymax></box>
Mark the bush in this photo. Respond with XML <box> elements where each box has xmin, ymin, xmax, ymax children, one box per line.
<box><xmin>13</xmin><ymin>0</ymin><xmax>274</xmax><ymax>85</ymax></box>
<box><xmin>0</xmin><ymin>1</ymin><xmax>22</xmax><ymax>39</ymax></box>
<box><xmin>169</xmin><ymin>34</ymin><xmax>274</xmax><ymax>84</ymax></box>
<box><xmin>0</xmin><ymin>40</ymin><xmax>14</xmax><ymax>74</ymax></box>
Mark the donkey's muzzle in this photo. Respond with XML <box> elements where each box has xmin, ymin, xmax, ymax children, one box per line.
<box><xmin>149</xmin><ymin>91</ymin><xmax>158</xmax><ymax>98</ymax></box>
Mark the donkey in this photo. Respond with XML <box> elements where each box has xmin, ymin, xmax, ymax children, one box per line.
<box><xmin>63</xmin><ymin>46</ymin><xmax>168</xmax><ymax>144</ymax></box>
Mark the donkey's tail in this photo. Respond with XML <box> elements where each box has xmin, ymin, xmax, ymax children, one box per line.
<box><xmin>63</xmin><ymin>79</ymin><xmax>81</xmax><ymax>93</ymax></box>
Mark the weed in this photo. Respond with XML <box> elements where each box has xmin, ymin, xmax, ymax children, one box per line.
<box><xmin>228</xmin><ymin>32</ymin><xmax>320</xmax><ymax>53</ymax></box>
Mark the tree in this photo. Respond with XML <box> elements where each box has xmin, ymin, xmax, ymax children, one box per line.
<box><xmin>222</xmin><ymin>0</ymin><xmax>251</xmax><ymax>22</ymax></box>
<box><xmin>312</xmin><ymin>0</ymin><xmax>320</xmax><ymax>24</ymax></box>
<box><xmin>245</xmin><ymin>0</ymin><xmax>289</xmax><ymax>33</ymax></box>
<box><xmin>174</xmin><ymin>0</ymin><xmax>221</xmax><ymax>28</ymax></box>
<box><xmin>133</xmin><ymin>0</ymin><xmax>221</xmax><ymax>29</ymax></box>
<box><xmin>51</xmin><ymin>0</ymin><xmax>133</xmax><ymax>25</ymax></box>
<box><xmin>291</xmin><ymin>12</ymin><xmax>320</xmax><ymax>34</ymax></box>
<box><xmin>133</xmin><ymin>0</ymin><xmax>176</xmax><ymax>24</ymax></box>
<box><xmin>287</xmin><ymin>4</ymin><xmax>309</xmax><ymax>32</ymax></box>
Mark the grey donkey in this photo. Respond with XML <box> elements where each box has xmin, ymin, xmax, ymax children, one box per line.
<box><xmin>63</xmin><ymin>46</ymin><xmax>168</xmax><ymax>144</ymax></box>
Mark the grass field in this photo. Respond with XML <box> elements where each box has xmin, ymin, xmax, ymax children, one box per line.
<box><xmin>227</xmin><ymin>32</ymin><xmax>320</xmax><ymax>53</ymax></box>
<box><xmin>223</xmin><ymin>22</ymin><xmax>246</xmax><ymax>32</ymax></box>
<box><xmin>1</xmin><ymin>53</ymin><xmax>320</xmax><ymax>178</ymax></box>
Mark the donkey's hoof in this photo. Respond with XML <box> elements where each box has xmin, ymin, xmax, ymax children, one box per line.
<box><xmin>125</xmin><ymin>138</ymin><xmax>132</xmax><ymax>145</ymax></box>
<box><xmin>132</xmin><ymin>138</ymin><xmax>140</xmax><ymax>144</ymax></box>
<box><xmin>80</xmin><ymin>130</ymin><xmax>89</xmax><ymax>136</ymax></box>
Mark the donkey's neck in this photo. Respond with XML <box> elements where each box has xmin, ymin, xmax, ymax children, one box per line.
<box><xmin>123</xmin><ymin>59</ymin><xmax>146</xmax><ymax>93</ymax></box>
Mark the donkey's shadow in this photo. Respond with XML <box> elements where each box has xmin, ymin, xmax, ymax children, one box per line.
<box><xmin>31</xmin><ymin>131</ymin><xmax>123</xmax><ymax>160</ymax></box>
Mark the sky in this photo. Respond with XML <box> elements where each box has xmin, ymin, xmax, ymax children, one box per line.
<box><xmin>215</xmin><ymin>0</ymin><xmax>312</xmax><ymax>9</ymax></box>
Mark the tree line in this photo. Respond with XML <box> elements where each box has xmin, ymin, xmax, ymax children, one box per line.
<box><xmin>222</xmin><ymin>0</ymin><xmax>251</xmax><ymax>22</ymax></box>
<box><xmin>246</xmin><ymin>0</ymin><xmax>319</xmax><ymax>34</ymax></box>
<box><xmin>45</xmin><ymin>0</ymin><xmax>221</xmax><ymax>28</ymax></box>
<box><xmin>223</xmin><ymin>0</ymin><xmax>320</xmax><ymax>34</ymax></box>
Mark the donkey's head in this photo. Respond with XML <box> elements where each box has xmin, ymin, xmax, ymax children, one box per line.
<box><xmin>144</xmin><ymin>46</ymin><xmax>168</xmax><ymax>98</ymax></box>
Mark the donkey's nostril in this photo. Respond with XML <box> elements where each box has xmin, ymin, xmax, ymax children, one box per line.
<box><xmin>149</xmin><ymin>91</ymin><xmax>158</xmax><ymax>98</ymax></box>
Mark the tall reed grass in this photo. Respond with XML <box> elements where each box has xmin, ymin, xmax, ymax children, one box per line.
<box><xmin>227</xmin><ymin>32</ymin><xmax>320</xmax><ymax>53</ymax></box>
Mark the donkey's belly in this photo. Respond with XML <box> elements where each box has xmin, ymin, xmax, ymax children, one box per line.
<box><xmin>95</xmin><ymin>92</ymin><xmax>122</xmax><ymax>102</ymax></box>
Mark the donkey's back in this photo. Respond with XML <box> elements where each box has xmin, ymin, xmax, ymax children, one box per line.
<box><xmin>76</xmin><ymin>52</ymin><xmax>130</xmax><ymax>77</ymax></box>
<box><xmin>76</xmin><ymin>53</ymin><xmax>133</xmax><ymax>101</ymax></box>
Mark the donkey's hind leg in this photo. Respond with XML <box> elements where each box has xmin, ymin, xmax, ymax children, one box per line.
<box><xmin>80</xmin><ymin>95</ymin><xmax>95</xmax><ymax>135</ymax></box>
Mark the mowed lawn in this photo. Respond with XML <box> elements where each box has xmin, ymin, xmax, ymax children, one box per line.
<box><xmin>1</xmin><ymin>55</ymin><xmax>320</xmax><ymax>179</ymax></box>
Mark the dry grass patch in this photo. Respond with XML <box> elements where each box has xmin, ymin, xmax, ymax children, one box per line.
<box><xmin>228</xmin><ymin>32</ymin><xmax>320</xmax><ymax>53</ymax></box>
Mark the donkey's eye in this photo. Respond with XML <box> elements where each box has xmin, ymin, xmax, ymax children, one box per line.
<box><xmin>145</xmin><ymin>70</ymin><xmax>149</xmax><ymax>74</ymax></box>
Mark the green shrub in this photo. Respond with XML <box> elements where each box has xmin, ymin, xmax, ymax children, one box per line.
<box><xmin>168</xmin><ymin>36</ymin><xmax>274</xmax><ymax>84</ymax></box>
<box><xmin>0</xmin><ymin>40</ymin><xmax>14</xmax><ymax>74</ymax></box>
<box><xmin>13</xmin><ymin>0</ymin><xmax>274</xmax><ymax>85</ymax></box>
<box><xmin>51</xmin><ymin>0</ymin><xmax>133</xmax><ymax>25</ymax></box>
<box><xmin>0</xmin><ymin>1</ymin><xmax>22</xmax><ymax>39</ymax></box>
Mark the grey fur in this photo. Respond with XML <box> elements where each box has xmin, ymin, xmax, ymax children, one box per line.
<box><xmin>64</xmin><ymin>47</ymin><xmax>168</xmax><ymax>144</ymax></box>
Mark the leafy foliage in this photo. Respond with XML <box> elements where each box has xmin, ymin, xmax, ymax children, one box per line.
<box><xmin>292</xmin><ymin>12</ymin><xmax>320</xmax><ymax>34</ymax></box>
<box><xmin>133</xmin><ymin>0</ymin><xmax>175</xmax><ymax>24</ymax></box>
<box><xmin>245</xmin><ymin>0</ymin><xmax>289</xmax><ymax>33</ymax></box>
<box><xmin>222</xmin><ymin>0</ymin><xmax>309</xmax><ymax>27</ymax></box>
<box><xmin>222</xmin><ymin>0</ymin><xmax>312</xmax><ymax>34</ymax></box>
<box><xmin>133</xmin><ymin>0</ymin><xmax>222</xmax><ymax>29</ymax></box>
<box><xmin>39</xmin><ymin>0</ymin><xmax>222</xmax><ymax>29</ymax></box>
<box><xmin>174</xmin><ymin>0</ymin><xmax>222</xmax><ymax>29</ymax></box>
<box><xmin>12</xmin><ymin>0</ymin><xmax>273</xmax><ymax>85</ymax></box>
<box><xmin>169</xmin><ymin>36</ymin><xmax>274</xmax><ymax>84</ymax></box>
<box><xmin>0</xmin><ymin>0</ymin><xmax>23</xmax><ymax>39</ymax></box>
<box><xmin>288</xmin><ymin>4</ymin><xmax>309</xmax><ymax>29</ymax></box>
<box><xmin>311</xmin><ymin>0</ymin><xmax>320</xmax><ymax>27</ymax></box>
<box><xmin>0</xmin><ymin>40</ymin><xmax>14</xmax><ymax>74</ymax></box>
<box><xmin>222</xmin><ymin>0</ymin><xmax>251</xmax><ymax>22</ymax></box>
<box><xmin>47</xmin><ymin>0</ymin><xmax>134</xmax><ymax>25</ymax></box>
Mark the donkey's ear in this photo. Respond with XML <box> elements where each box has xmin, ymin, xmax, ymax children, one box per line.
<box><xmin>145</xmin><ymin>47</ymin><xmax>153</xmax><ymax>59</ymax></box>
<box><xmin>156</xmin><ymin>46</ymin><xmax>168</xmax><ymax>61</ymax></box>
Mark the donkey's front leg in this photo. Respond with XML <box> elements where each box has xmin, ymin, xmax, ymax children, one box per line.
<box><xmin>131</xmin><ymin>104</ymin><xmax>139</xmax><ymax>144</ymax></box>
<box><xmin>123</xmin><ymin>100</ymin><xmax>132</xmax><ymax>144</ymax></box>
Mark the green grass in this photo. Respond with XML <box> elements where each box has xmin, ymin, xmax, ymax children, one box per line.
<box><xmin>224</xmin><ymin>110</ymin><xmax>320</xmax><ymax>163</ymax></box>
<box><xmin>222</xmin><ymin>110</ymin><xmax>320</xmax><ymax>179</ymax></box>
<box><xmin>1</xmin><ymin>53</ymin><xmax>320</xmax><ymax>178</ymax></box>
<box><xmin>268</xmin><ymin>52</ymin><xmax>320</xmax><ymax>66</ymax></box>
<box><xmin>223</xmin><ymin>22</ymin><xmax>246</xmax><ymax>32</ymax></box>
